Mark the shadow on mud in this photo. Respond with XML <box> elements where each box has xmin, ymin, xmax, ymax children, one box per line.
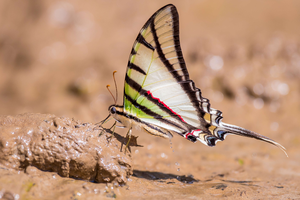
<box><xmin>100</xmin><ymin>128</ymin><xmax>143</xmax><ymax>149</ymax></box>
<box><xmin>133</xmin><ymin>170</ymin><xmax>199</xmax><ymax>184</ymax></box>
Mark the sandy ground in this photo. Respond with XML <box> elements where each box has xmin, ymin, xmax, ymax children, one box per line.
<box><xmin>0</xmin><ymin>0</ymin><xmax>300</xmax><ymax>199</ymax></box>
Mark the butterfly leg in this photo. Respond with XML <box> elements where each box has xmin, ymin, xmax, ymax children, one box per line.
<box><xmin>95</xmin><ymin>114</ymin><xmax>111</xmax><ymax>127</ymax></box>
<box><xmin>106</xmin><ymin>121</ymin><xmax>117</xmax><ymax>140</ymax></box>
<box><xmin>120</xmin><ymin>128</ymin><xmax>132</xmax><ymax>154</ymax></box>
<box><xmin>94</xmin><ymin>114</ymin><xmax>114</xmax><ymax>136</ymax></box>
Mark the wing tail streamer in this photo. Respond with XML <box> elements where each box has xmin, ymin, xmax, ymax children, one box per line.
<box><xmin>219</xmin><ymin>122</ymin><xmax>288</xmax><ymax>156</ymax></box>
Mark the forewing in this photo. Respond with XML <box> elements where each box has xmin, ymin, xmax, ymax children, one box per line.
<box><xmin>123</xmin><ymin>4</ymin><xmax>220</xmax><ymax>136</ymax></box>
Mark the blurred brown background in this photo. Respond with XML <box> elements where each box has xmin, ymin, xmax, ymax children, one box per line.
<box><xmin>0</xmin><ymin>0</ymin><xmax>300</xmax><ymax>198</ymax></box>
<box><xmin>1</xmin><ymin>0</ymin><xmax>299</xmax><ymax>122</ymax></box>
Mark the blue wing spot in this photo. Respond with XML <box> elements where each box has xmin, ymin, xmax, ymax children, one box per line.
<box><xmin>206</xmin><ymin>136</ymin><xmax>217</xmax><ymax>146</ymax></box>
<box><xmin>217</xmin><ymin>130</ymin><xmax>227</xmax><ymax>140</ymax></box>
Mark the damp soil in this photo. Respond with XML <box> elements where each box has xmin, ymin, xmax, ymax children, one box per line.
<box><xmin>0</xmin><ymin>1</ymin><xmax>300</xmax><ymax>199</ymax></box>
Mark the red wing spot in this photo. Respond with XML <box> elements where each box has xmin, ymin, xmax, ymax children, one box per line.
<box><xmin>185</xmin><ymin>129</ymin><xmax>201</xmax><ymax>139</ymax></box>
<box><xmin>185</xmin><ymin>133</ymin><xmax>192</xmax><ymax>139</ymax></box>
<box><xmin>146</xmin><ymin>91</ymin><xmax>186</xmax><ymax>123</ymax></box>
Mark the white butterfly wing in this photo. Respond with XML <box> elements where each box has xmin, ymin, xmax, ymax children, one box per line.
<box><xmin>120</xmin><ymin>4</ymin><xmax>286</xmax><ymax>155</ymax></box>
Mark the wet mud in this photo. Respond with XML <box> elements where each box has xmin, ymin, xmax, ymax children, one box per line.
<box><xmin>0</xmin><ymin>113</ymin><xmax>132</xmax><ymax>198</ymax></box>
<box><xmin>1</xmin><ymin>0</ymin><xmax>300</xmax><ymax>199</ymax></box>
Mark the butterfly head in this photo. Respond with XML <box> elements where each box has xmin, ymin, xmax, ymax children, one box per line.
<box><xmin>108</xmin><ymin>105</ymin><xmax>117</xmax><ymax>115</ymax></box>
<box><xmin>109</xmin><ymin>105</ymin><xmax>123</xmax><ymax>117</ymax></box>
<box><xmin>108</xmin><ymin>104</ymin><xmax>127</xmax><ymax>125</ymax></box>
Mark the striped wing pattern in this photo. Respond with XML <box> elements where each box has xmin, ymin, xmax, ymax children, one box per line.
<box><xmin>123</xmin><ymin>4</ymin><xmax>224</xmax><ymax>145</ymax></box>
<box><xmin>118</xmin><ymin>4</ymin><xmax>286</xmax><ymax>153</ymax></box>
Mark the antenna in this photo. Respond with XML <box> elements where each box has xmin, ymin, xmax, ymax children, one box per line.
<box><xmin>113</xmin><ymin>71</ymin><xmax>118</xmax><ymax>103</ymax></box>
<box><xmin>106</xmin><ymin>85</ymin><xmax>116</xmax><ymax>104</ymax></box>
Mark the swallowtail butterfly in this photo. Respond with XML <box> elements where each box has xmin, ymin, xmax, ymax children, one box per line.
<box><xmin>106</xmin><ymin>4</ymin><xmax>286</xmax><ymax>155</ymax></box>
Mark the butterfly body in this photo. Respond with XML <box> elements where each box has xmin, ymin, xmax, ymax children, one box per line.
<box><xmin>107</xmin><ymin>4</ymin><xmax>286</xmax><ymax>155</ymax></box>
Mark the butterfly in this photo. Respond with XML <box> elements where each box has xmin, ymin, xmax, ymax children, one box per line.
<box><xmin>105</xmin><ymin>4</ymin><xmax>286</xmax><ymax>155</ymax></box>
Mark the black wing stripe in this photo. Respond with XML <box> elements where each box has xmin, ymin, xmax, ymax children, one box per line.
<box><xmin>150</xmin><ymin>17</ymin><xmax>183</xmax><ymax>82</ymax></box>
<box><xmin>115</xmin><ymin>108</ymin><xmax>173</xmax><ymax>137</ymax></box>
<box><xmin>143</xmin><ymin>125</ymin><xmax>168</xmax><ymax>136</ymax></box>
<box><xmin>124</xmin><ymin>93</ymin><xmax>160</xmax><ymax>118</ymax></box>
<box><xmin>137</xmin><ymin>33</ymin><xmax>155</xmax><ymax>51</ymax></box>
<box><xmin>125</xmin><ymin>74</ymin><xmax>146</xmax><ymax>94</ymax></box>
<box><xmin>180</xmin><ymin>82</ymin><xmax>205</xmax><ymax>118</ymax></box>
<box><xmin>131</xmin><ymin>48</ymin><xmax>137</xmax><ymax>55</ymax></box>
<box><xmin>170</xmin><ymin>6</ymin><xmax>189</xmax><ymax>81</ymax></box>
<box><xmin>128</xmin><ymin>61</ymin><xmax>147</xmax><ymax>75</ymax></box>
<box><xmin>124</xmin><ymin>93</ymin><xmax>185</xmax><ymax>131</ymax></box>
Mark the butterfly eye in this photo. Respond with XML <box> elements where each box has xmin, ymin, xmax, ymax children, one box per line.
<box><xmin>109</xmin><ymin>106</ymin><xmax>117</xmax><ymax>114</ymax></box>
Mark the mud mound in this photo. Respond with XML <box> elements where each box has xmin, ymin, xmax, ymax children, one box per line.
<box><xmin>0</xmin><ymin>113</ymin><xmax>132</xmax><ymax>184</ymax></box>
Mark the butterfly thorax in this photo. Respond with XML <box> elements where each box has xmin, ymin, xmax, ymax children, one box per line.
<box><xmin>109</xmin><ymin>104</ymin><xmax>141</xmax><ymax>130</ymax></box>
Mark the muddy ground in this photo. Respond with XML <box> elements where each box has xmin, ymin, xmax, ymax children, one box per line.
<box><xmin>0</xmin><ymin>0</ymin><xmax>300</xmax><ymax>199</ymax></box>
